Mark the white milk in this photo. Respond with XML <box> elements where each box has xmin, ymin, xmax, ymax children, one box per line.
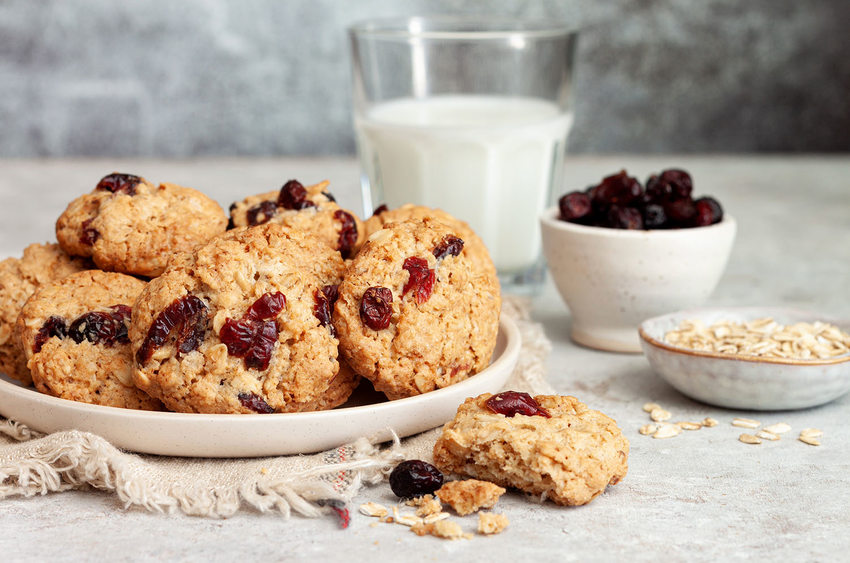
<box><xmin>355</xmin><ymin>96</ymin><xmax>573</xmax><ymax>274</ymax></box>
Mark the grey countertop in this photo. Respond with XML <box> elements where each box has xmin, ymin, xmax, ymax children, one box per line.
<box><xmin>1</xmin><ymin>156</ymin><xmax>848</xmax><ymax>562</ymax></box>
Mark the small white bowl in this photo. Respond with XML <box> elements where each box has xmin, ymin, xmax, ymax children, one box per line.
<box><xmin>639</xmin><ymin>307</ymin><xmax>850</xmax><ymax>410</ymax></box>
<box><xmin>540</xmin><ymin>206</ymin><xmax>736</xmax><ymax>352</ymax></box>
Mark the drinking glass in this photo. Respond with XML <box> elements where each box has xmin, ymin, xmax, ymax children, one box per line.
<box><xmin>349</xmin><ymin>17</ymin><xmax>577</xmax><ymax>292</ymax></box>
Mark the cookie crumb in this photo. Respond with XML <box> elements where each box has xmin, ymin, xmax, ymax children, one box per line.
<box><xmin>477</xmin><ymin>512</ymin><xmax>509</xmax><ymax>535</ymax></box>
<box><xmin>410</xmin><ymin>520</ymin><xmax>471</xmax><ymax>540</ymax></box>
<box><xmin>436</xmin><ymin>479</ymin><xmax>505</xmax><ymax>515</ymax></box>
<box><xmin>406</xmin><ymin>494</ymin><xmax>443</xmax><ymax>517</ymax></box>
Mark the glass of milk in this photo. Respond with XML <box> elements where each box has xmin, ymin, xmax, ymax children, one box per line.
<box><xmin>349</xmin><ymin>17</ymin><xmax>577</xmax><ymax>292</ymax></box>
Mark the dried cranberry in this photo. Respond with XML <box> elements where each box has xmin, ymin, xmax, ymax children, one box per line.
<box><xmin>389</xmin><ymin>460</ymin><xmax>444</xmax><ymax>498</ymax></box>
<box><xmin>80</xmin><ymin>218</ymin><xmax>99</xmax><ymax>246</ymax></box>
<box><xmin>110</xmin><ymin>306</ymin><xmax>132</xmax><ymax>344</ymax></box>
<box><xmin>664</xmin><ymin>198</ymin><xmax>697</xmax><ymax>226</ymax></box>
<box><xmin>590</xmin><ymin>170</ymin><xmax>642</xmax><ymax>209</ymax></box>
<box><xmin>69</xmin><ymin>311</ymin><xmax>120</xmax><ymax>345</ymax></box>
<box><xmin>245</xmin><ymin>291</ymin><xmax>286</xmax><ymax>321</ymax></box>
<box><xmin>359</xmin><ymin>287</ymin><xmax>393</xmax><ymax>330</ymax></box>
<box><xmin>245</xmin><ymin>200</ymin><xmax>278</xmax><ymax>226</ymax></box>
<box><xmin>558</xmin><ymin>191</ymin><xmax>592</xmax><ymax>223</ymax></box>
<box><xmin>34</xmin><ymin>316</ymin><xmax>68</xmax><ymax>353</ymax></box>
<box><xmin>244</xmin><ymin>321</ymin><xmax>277</xmax><ymax>370</ymax></box>
<box><xmin>220</xmin><ymin>319</ymin><xmax>278</xmax><ymax>370</ymax></box>
<box><xmin>432</xmin><ymin>235</ymin><xmax>464</xmax><ymax>260</ymax></box>
<box><xmin>485</xmin><ymin>391</ymin><xmax>551</xmax><ymax>418</ymax></box>
<box><xmin>220</xmin><ymin>292</ymin><xmax>286</xmax><ymax>370</ymax></box>
<box><xmin>693</xmin><ymin>196</ymin><xmax>723</xmax><ymax>226</ymax></box>
<box><xmin>334</xmin><ymin>210</ymin><xmax>358</xmax><ymax>259</ymax></box>
<box><xmin>219</xmin><ymin>319</ymin><xmax>255</xmax><ymax>357</ymax></box>
<box><xmin>237</xmin><ymin>392</ymin><xmax>275</xmax><ymax>414</ymax></box>
<box><xmin>372</xmin><ymin>204</ymin><xmax>388</xmax><ymax>216</ymax></box>
<box><xmin>321</xmin><ymin>191</ymin><xmax>336</xmax><ymax>202</ymax></box>
<box><xmin>96</xmin><ymin>173</ymin><xmax>142</xmax><ymax>195</ymax></box>
<box><xmin>137</xmin><ymin>295</ymin><xmax>209</xmax><ymax>365</ymax></box>
<box><xmin>642</xmin><ymin>203</ymin><xmax>668</xmax><ymax>229</ymax></box>
<box><xmin>647</xmin><ymin>169</ymin><xmax>692</xmax><ymax>201</ymax></box>
<box><xmin>606</xmin><ymin>206</ymin><xmax>643</xmax><ymax>230</ymax></box>
<box><xmin>313</xmin><ymin>284</ymin><xmax>339</xmax><ymax>335</ymax></box>
<box><xmin>277</xmin><ymin>179</ymin><xmax>316</xmax><ymax>210</ymax></box>
<box><xmin>402</xmin><ymin>257</ymin><xmax>435</xmax><ymax>305</ymax></box>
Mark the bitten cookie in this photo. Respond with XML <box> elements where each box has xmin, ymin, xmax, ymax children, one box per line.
<box><xmin>364</xmin><ymin>203</ymin><xmax>497</xmax><ymax>280</ymax></box>
<box><xmin>0</xmin><ymin>243</ymin><xmax>89</xmax><ymax>385</ymax></box>
<box><xmin>130</xmin><ymin>224</ymin><xmax>348</xmax><ymax>414</ymax></box>
<box><xmin>433</xmin><ymin>391</ymin><xmax>629</xmax><ymax>506</ymax></box>
<box><xmin>15</xmin><ymin>270</ymin><xmax>160</xmax><ymax>410</ymax></box>
<box><xmin>56</xmin><ymin>172</ymin><xmax>227</xmax><ymax>277</ymax></box>
<box><xmin>228</xmin><ymin>179</ymin><xmax>365</xmax><ymax>259</ymax></box>
<box><xmin>334</xmin><ymin>218</ymin><xmax>501</xmax><ymax>400</ymax></box>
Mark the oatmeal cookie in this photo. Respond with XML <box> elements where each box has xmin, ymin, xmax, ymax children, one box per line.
<box><xmin>364</xmin><ymin>203</ymin><xmax>497</xmax><ymax>280</ymax></box>
<box><xmin>334</xmin><ymin>218</ymin><xmax>501</xmax><ymax>400</ymax></box>
<box><xmin>228</xmin><ymin>179</ymin><xmax>365</xmax><ymax>258</ymax></box>
<box><xmin>433</xmin><ymin>392</ymin><xmax>629</xmax><ymax>506</ymax></box>
<box><xmin>130</xmin><ymin>224</ymin><xmax>346</xmax><ymax>414</ymax></box>
<box><xmin>56</xmin><ymin>172</ymin><xmax>227</xmax><ymax>277</ymax></box>
<box><xmin>15</xmin><ymin>270</ymin><xmax>159</xmax><ymax>410</ymax></box>
<box><xmin>0</xmin><ymin>243</ymin><xmax>89</xmax><ymax>384</ymax></box>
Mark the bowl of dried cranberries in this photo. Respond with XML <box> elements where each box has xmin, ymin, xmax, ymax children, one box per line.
<box><xmin>540</xmin><ymin>169</ymin><xmax>736</xmax><ymax>353</ymax></box>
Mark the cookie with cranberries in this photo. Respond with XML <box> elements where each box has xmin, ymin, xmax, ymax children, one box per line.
<box><xmin>433</xmin><ymin>392</ymin><xmax>629</xmax><ymax>506</ymax></box>
<box><xmin>15</xmin><ymin>270</ymin><xmax>160</xmax><ymax>410</ymax></box>
<box><xmin>228</xmin><ymin>179</ymin><xmax>365</xmax><ymax>259</ymax></box>
<box><xmin>363</xmin><ymin>203</ymin><xmax>498</xmax><ymax>282</ymax></box>
<box><xmin>56</xmin><ymin>172</ymin><xmax>227</xmax><ymax>277</ymax></box>
<box><xmin>130</xmin><ymin>224</ymin><xmax>350</xmax><ymax>414</ymax></box>
<box><xmin>334</xmin><ymin>218</ymin><xmax>501</xmax><ymax>400</ymax></box>
<box><xmin>0</xmin><ymin>243</ymin><xmax>90</xmax><ymax>385</ymax></box>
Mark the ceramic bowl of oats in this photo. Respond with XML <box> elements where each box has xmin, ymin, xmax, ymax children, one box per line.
<box><xmin>639</xmin><ymin>307</ymin><xmax>850</xmax><ymax>410</ymax></box>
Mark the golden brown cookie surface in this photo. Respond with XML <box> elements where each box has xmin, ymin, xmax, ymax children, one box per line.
<box><xmin>228</xmin><ymin>179</ymin><xmax>365</xmax><ymax>259</ymax></box>
<box><xmin>16</xmin><ymin>270</ymin><xmax>159</xmax><ymax>410</ymax></box>
<box><xmin>334</xmin><ymin>218</ymin><xmax>501</xmax><ymax>400</ymax></box>
<box><xmin>56</xmin><ymin>173</ymin><xmax>227</xmax><ymax>277</ymax></box>
<box><xmin>433</xmin><ymin>393</ymin><xmax>629</xmax><ymax>506</ymax></box>
<box><xmin>130</xmin><ymin>224</ymin><xmax>346</xmax><ymax>414</ymax></box>
<box><xmin>0</xmin><ymin>243</ymin><xmax>90</xmax><ymax>385</ymax></box>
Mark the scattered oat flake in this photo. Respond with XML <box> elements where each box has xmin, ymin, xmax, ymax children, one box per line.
<box><xmin>739</xmin><ymin>433</ymin><xmax>762</xmax><ymax>445</ymax></box>
<box><xmin>702</xmin><ymin>417</ymin><xmax>719</xmax><ymax>427</ymax></box>
<box><xmin>650</xmin><ymin>408</ymin><xmax>672</xmax><ymax>422</ymax></box>
<box><xmin>396</xmin><ymin>514</ymin><xmax>423</xmax><ymax>527</ymax></box>
<box><xmin>643</xmin><ymin>402</ymin><xmax>662</xmax><ymax>413</ymax></box>
<box><xmin>763</xmin><ymin>423</ymin><xmax>791</xmax><ymax>434</ymax></box>
<box><xmin>639</xmin><ymin>424</ymin><xmax>657</xmax><ymax>435</ymax></box>
<box><xmin>653</xmin><ymin>424</ymin><xmax>682</xmax><ymax>439</ymax></box>
<box><xmin>732</xmin><ymin>417</ymin><xmax>761</xmax><ymax>429</ymax></box>
<box><xmin>359</xmin><ymin>502</ymin><xmax>388</xmax><ymax>518</ymax></box>
<box><xmin>677</xmin><ymin>421</ymin><xmax>702</xmax><ymax>431</ymax></box>
<box><xmin>798</xmin><ymin>435</ymin><xmax>821</xmax><ymax>446</ymax></box>
<box><xmin>423</xmin><ymin>512</ymin><xmax>451</xmax><ymax>524</ymax></box>
<box><xmin>799</xmin><ymin>428</ymin><xmax>823</xmax><ymax>438</ymax></box>
<box><xmin>756</xmin><ymin>430</ymin><xmax>780</xmax><ymax>441</ymax></box>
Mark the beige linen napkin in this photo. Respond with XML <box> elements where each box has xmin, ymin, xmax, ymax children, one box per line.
<box><xmin>0</xmin><ymin>297</ymin><xmax>551</xmax><ymax>521</ymax></box>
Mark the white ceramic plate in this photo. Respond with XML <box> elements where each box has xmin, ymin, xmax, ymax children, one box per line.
<box><xmin>640</xmin><ymin>307</ymin><xmax>850</xmax><ymax>410</ymax></box>
<box><xmin>0</xmin><ymin>316</ymin><xmax>520</xmax><ymax>457</ymax></box>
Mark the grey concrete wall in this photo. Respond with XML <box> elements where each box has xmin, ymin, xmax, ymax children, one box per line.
<box><xmin>1</xmin><ymin>0</ymin><xmax>848</xmax><ymax>157</ymax></box>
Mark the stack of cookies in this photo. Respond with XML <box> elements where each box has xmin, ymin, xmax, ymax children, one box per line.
<box><xmin>0</xmin><ymin>173</ymin><xmax>501</xmax><ymax>414</ymax></box>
